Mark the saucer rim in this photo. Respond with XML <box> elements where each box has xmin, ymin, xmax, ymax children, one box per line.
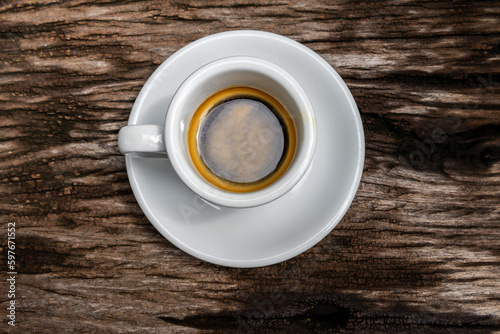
<box><xmin>125</xmin><ymin>30</ymin><xmax>365</xmax><ymax>267</ymax></box>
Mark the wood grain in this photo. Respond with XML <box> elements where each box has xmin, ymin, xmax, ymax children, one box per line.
<box><xmin>1</xmin><ymin>0</ymin><xmax>499</xmax><ymax>333</ymax></box>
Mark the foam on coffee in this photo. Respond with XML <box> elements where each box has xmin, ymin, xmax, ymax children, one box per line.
<box><xmin>198</xmin><ymin>99</ymin><xmax>284</xmax><ymax>183</ymax></box>
<box><xmin>188</xmin><ymin>87</ymin><xmax>296</xmax><ymax>193</ymax></box>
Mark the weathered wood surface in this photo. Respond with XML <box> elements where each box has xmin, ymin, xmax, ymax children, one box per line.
<box><xmin>1</xmin><ymin>0</ymin><xmax>499</xmax><ymax>332</ymax></box>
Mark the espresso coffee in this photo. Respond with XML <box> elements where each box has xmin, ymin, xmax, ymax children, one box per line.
<box><xmin>188</xmin><ymin>87</ymin><xmax>296</xmax><ymax>193</ymax></box>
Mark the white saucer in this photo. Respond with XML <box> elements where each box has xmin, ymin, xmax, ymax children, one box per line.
<box><xmin>126</xmin><ymin>30</ymin><xmax>364</xmax><ymax>268</ymax></box>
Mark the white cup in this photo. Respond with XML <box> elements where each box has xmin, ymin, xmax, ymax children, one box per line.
<box><xmin>118</xmin><ymin>56</ymin><xmax>316</xmax><ymax>208</ymax></box>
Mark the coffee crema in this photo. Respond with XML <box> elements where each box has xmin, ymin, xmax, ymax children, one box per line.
<box><xmin>187</xmin><ymin>87</ymin><xmax>297</xmax><ymax>193</ymax></box>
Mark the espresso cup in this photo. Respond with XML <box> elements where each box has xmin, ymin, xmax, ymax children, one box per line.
<box><xmin>118</xmin><ymin>56</ymin><xmax>316</xmax><ymax>208</ymax></box>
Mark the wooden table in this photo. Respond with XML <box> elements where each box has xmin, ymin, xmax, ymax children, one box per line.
<box><xmin>1</xmin><ymin>0</ymin><xmax>499</xmax><ymax>333</ymax></box>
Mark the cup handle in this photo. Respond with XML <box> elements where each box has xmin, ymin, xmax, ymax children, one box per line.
<box><xmin>118</xmin><ymin>125</ymin><xmax>168</xmax><ymax>158</ymax></box>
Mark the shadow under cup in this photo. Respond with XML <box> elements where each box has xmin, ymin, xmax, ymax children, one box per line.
<box><xmin>166</xmin><ymin>57</ymin><xmax>315</xmax><ymax>207</ymax></box>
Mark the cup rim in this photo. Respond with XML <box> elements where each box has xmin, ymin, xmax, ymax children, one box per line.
<box><xmin>165</xmin><ymin>56</ymin><xmax>316</xmax><ymax>208</ymax></box>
